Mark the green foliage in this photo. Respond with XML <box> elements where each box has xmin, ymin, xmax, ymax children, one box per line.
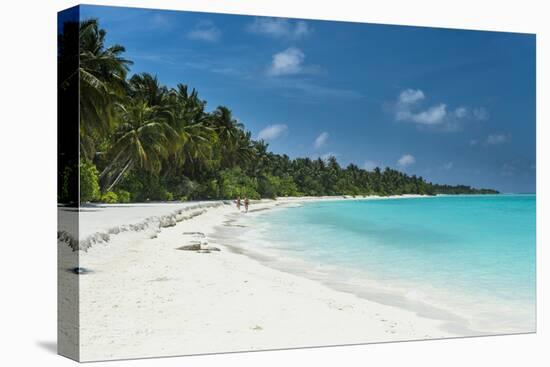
<box><xmin>65</xmin><ymin>18</ymin><xmax>498</xmax><ymax>203</ymax></box>
<box><xmin>431</xmin><ymin>184</ymin><xmax>498</xmax><ymax>195</ymax></box>
<box><xmin>118</xmin><ymin>170</ymin><xmax>175</xmax><ymax>201</ymax></box>
<box><xmin>59</xmin><ymin>19</ymin><xmax>132</xmax><ymax>160</ymax></box>
<box><xmin>79</xmin><ymin>160</ymin><xmax>100</xmax><ymax>203</ymax></box>
<box><xmin>258</xmin><ymin>174</ymin><xmax>299</xmax><ymax>198</ymax></box>
<box><xmin>116</xmin><ymin>190</ymin><xmax>131</xmax><ymax>203</ymax></box>
<box><xmin>160</xmin><ymin>190</ymin><xmax>174</xmax><ymax>201</ymax></box>
<box><xmin>219</xmin><ymin>168</ymin><xmax>260</xmax><ymax>199</ymax></box>
<box><xmin>258</xmin><ymin>174</ymin><xmax>280</xmax><ymax>199</ymax></box>
<box><xmin>278</xmin><ymin>175</ymin><xmax>299</xmax><ymax>197</ymax></box>
<box><xmin>198</xmin><ymin>179</ymin><xmax>219</xmax><ymax>199</ymax></box>
<box><xmin>100</xmin><ymin>191</ymin><xmax>118</xmax><ymax>203</ymax></box>
<box><xmin>166</xmin><ymin>176</ymin><xmax>201</xmax><ymax>200</ymax></box>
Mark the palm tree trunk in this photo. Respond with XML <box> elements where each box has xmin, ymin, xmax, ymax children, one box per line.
<box><xmin>106</xmin><ymin>159</ymin><xmax>133</xmax><ymax>192</ymax></box>
<box><xmin>99</xmin><ymin>150</ymin><xmax>125</xmax><ymax>179</ymax></box>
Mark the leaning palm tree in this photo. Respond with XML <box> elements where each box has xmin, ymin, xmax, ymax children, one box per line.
<box><xmin>100</xmin><ymin>99</ymin><xmax>178</xmax><ymax>191</ymax></box>
<box><xmin>60</xmin><ymin>19</ymin><xmax>132</xmax><ymax>160</ymax></box>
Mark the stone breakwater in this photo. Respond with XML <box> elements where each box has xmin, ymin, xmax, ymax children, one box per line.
<box><xmin>58</xmin><ymin>202</ymin><xmax>228</xmax><ymax>252</ymax></box>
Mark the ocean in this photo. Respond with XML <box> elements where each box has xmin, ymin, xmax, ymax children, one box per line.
<box><xmin>233</xmin><ymin>195</ymin><xmax>536</xmax><ymax>335</ymax></box>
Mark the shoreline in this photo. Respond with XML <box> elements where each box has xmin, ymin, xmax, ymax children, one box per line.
<box><xmin>57</xmin><ymin>194</ymin><xmax>432</xmax><ymax>251</ymax></box>
<box><xmin>210</xmin><ymin>196</ymin><xmax>490</xmax><ymax>336</ymax></box>
<box><xmin>61</xmin><ymin>195</ymin><xmax>466</xmax><ymax>360</ymax></box>
<box><xmin>211</xmin><ymin>211</ymin><xmax>471</xmax><ymax>334</ymax></box>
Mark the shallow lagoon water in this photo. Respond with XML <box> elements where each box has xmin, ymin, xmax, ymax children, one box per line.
<box><xmin>237</xmin><ymin>195</ymin><xmax>536</xmax><ymax>334</ymax></box>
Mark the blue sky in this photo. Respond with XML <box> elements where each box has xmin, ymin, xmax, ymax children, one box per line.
<box><xmin>79</xmin><ymin>5</ymin><xmax>536</xmax><ymax>193</ymax></box>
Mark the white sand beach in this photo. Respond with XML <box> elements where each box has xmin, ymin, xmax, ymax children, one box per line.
<box><xmin>58</xmin><ymin>195</ymin><xmax>458</xmax><ymax>361</ymax></box>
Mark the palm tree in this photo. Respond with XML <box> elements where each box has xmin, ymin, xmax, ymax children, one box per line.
<box><xmin>63</xmin><ymin>19</ymin><xmax>132</xmax><ymax>159</ymax></box>
<box><xmin>164</xmin><ymin>84</ymin><xmax>218</xmax><ymax>176</ymax></box>
<box><xmin>128</xmin><ymin>73</ymin><xmax>167</xmax><ymax>107</ymax></box>
<box><xmin>210</xmin><ymin>106</ymin><xmax>243</xmax><ymax>144</ymax></box>
<box><xmin>247</xmin><ymin>138</ymin><xmax>269</xmax><ymax>175</ymax></box>
<box><xmin>207</xmin><ymin>106</ymin><xmax>245</xmax><ymax>168</ymax></box>
<box><xmin>100</xmin><ymin>99</ymin><xmax>178</xmax><ymax>191</ymax></box>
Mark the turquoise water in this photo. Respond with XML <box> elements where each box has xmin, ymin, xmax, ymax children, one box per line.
<box><xmin>241</xmin><ymin>195</ymin><xmax>536</xmax><ymax>334</ymax></box>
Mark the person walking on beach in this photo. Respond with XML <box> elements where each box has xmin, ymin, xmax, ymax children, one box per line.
<box><xmin>236</xmin><ymin>197</ymin><xmax>241</xmax><ymax>211</ymax></box>
<box><xmin>244</xmin><ymin>197</ymin><xmax>249</xmax><ymax>213</ymax></box>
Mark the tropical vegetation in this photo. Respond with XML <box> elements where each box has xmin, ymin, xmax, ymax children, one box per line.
<box><xmin>58</xmin><ymin>19</ymin><xmax>498</xmax><ymax>204</ymax></box>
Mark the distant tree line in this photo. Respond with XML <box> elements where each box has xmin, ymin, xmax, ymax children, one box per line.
<box><xmin>431</xmin><ymin>184</ymin><xmax>498</xmax><ymax>195</ymax></box>
<box><xmin>58</xmin><ymin>19</ymin><xmax>498</xmax><ymax>204</ymax></box>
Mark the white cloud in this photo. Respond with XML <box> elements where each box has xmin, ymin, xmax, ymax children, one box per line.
<box><xmin>452</xmin><ymin>107</ymin><xmax>488</xmax><ymax>121</ymax></box>
<box><xmin>410</xmin><ymin>104</ymin><xmax>447</xmax><ymax>125</ymax></box>
<box><xmin>469</xmin><ymin>139</ymin><xmax>479</xmax><ymax>146</ymax></box>
<box><xmin>247</xmin><ymin>18</ymin><xmax>311</xmax><ymax>40</ymax></box>
<box><xmin>187</xmin><ymin>21</ymin><xmax>221</xmax><ymax>42</ymax></box>
<box><xmin>442</xmin><ymin>162</ymin><xmax>454</xmax><ymax>170</ymax></box>
<box><xmin>314</xmin><ymin>132</ymin><xmax>329</xmax><ymax>149</ymax></box>
<box><xmin>486</xmin><ymin>133</ymin><xmax>510</xmax><ymax>145</ymax></box>
<box><xmin>271</xmin><ymin>78</ymin><xmax>361</xmax><ymax>100</ymax></box>
<box><xmin>257</xmin><ymin>124</ymin><xmax>288</xmax><ymax>140</ymax></box>
<box><xmin>364</xmin><ymin>160</ymin><xmax>380</xmax><ymax>171</ymax></box>
<box><xmin>454</xmin><ymin>106</ymin><xmax>468</xmax><ymax>119</ymax></box>
<box><xmin>393</xmin><ymin>89</ymin><xmax>488</xmax><ymax>129</ymax></box>
<box><xmin>268</xmin><ymin>47</ymin><xmax>306</xmax><ymax>76</ymax></box>
<box><xmin>473</xmin><ymin>107</ymin><xmax>489</xmax><ymax>121</ymax></box>
<box><xmin>397</xmin><ymin>154</ymin><xmax>416</xmax><ymax>167</ymax></box>
<box><xmin>399</xmin><ymin>89</ymin><xmax>425</xmax><ymax>104</ymax></box>
<box><xmin>395</xmin><ymin>89</ymin><xmax>447</xmax><ymax>126</ymax></box>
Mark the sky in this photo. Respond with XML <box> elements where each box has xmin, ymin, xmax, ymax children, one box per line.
<box><xmin>77</xmin><ymin>5</ymin><xmax>536</xmax><ymax>193</ymax></box>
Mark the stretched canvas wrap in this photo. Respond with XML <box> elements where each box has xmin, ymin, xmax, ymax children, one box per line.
<box><xmin>57</xmin><ymin>4</ymin><xmax>536</xmax><ymax>362</ymax></box>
